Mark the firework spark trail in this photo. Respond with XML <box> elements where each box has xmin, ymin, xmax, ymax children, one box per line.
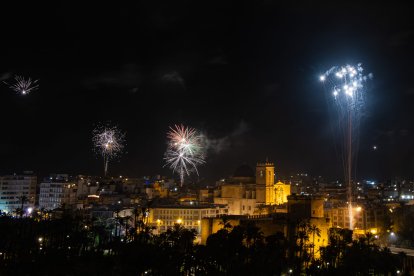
<box><xmin>4</xmin><ymin>75</ymin><xmax>39</xmax><ymax>95</ymax></box>
<box><xmin>92</xmin><ymin>124</ymin><xmax>125</xmax><ymax>176</ymax></box>
<box><xmin>320</xmin><ymin>63</ymin><xmax>372</xmax><ymax>230</ymax></box>
<box><xmin>164</xmin><ymin>124</ymin><xmax>206</xmax><ymax>186</ymax></box>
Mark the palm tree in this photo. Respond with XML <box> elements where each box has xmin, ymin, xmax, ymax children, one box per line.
<box><xmin>365</xmin><ymin>232</ymin><xmax>375</xmax><ymax>247</ymax></box>
<box><xmin>218</xmin><ymin>215</ymin><xmax>232</xmax><ymax>231</ymax></box>
<box><xmin>293</xmin><ymin>219</ymin><xmax>311</xmax><ymax>272</ymax></box>
<box><xmin>17</xmin><ymin>195</ymin><xmax>28</xmax><ymax>218</ymax></box>
<box><xmin>308</xmin><ymin>224</ymin><xmax>321</xmax><ymax>260</ymax></box>
<box><xmin>132</xmin><ymin>206</ymin><xmax>140</xmax><ymax>237</ymax></box>
<box><xmin>244</xmin><ymin>222</ymin><xmax>264</xmax><ymax>248</ymax></box>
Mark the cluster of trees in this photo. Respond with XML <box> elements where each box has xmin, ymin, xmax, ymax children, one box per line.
<box><xmin>0</xmin><ymin>212</ymin><xmax>407</xmax><ymax>275</ymax></box>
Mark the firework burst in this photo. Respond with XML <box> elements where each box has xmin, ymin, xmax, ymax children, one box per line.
<box><xmin>320</xmin><ymin>64</ymin><xmax>372</xmax><ymax>111</ymax></box>
<box><xmin>5</xmin><ymin>75</ymin><xmax>39</xmax><ymax>95</ymax></box>
<box><xmin>92</xmin><ymin>124</ymin><xmax>125</xmax><ymax>176</ymax></box>
<box><xmin>164</xmin><ymin>124</ymin><xmax>205</xmax><ymax>186</ymax></box>
<box><xmin>320</xmin><ymin>63</ymin><xmax>373</xmax><ymax>229</ymax></box>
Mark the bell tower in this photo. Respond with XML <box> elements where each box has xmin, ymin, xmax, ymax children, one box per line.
<box><xmin>256</xmin><ymin>161</ymin><xmax>275</xmax><ymax>205</ymax></box>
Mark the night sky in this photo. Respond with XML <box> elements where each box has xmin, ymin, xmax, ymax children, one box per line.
<box><xmin>0</xmin><ymin>2</ymin><xmax>413</xmax><ymax>182</ymax></box>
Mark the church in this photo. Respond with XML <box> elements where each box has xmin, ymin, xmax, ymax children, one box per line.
<box><xmin>213</xmin><ymin>161</ymin><xmax>291</xmax><ymax>215</ymax></box>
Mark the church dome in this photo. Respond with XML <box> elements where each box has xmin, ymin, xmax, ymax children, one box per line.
<box><xmin>233</xmin><ymin>164</ymin><xmax>254</xmax><ymax>178</ymax></box>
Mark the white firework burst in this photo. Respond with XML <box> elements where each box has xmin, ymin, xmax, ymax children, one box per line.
<box><xmin>92</xmin><ymin>124</ymin><xmax>125</xmax><ymax>176</ymax></box>
<box><xmin>5</xmin><ymin>75</ymin><xmax>39</xmax><ymax>95</ymax></box>
<box><xmin>319</xmin><ymin>63</ymin><xmax>373</xmax><ymax>230</ymax></box>
<box><xmin>164</xmin><ymin>124</ymin><xmax>205</xmax><ymax>186</ymax></box>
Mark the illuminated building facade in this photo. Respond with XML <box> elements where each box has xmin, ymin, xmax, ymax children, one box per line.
<box><xmin>39</xmin><ymin>174</ymin><xmax>77</xmax><ymax>210</ymax></box>
<box><xmin>214</xmin><ymin>162</ymin><xmax>291</xmax><ymax>215</ymax></box>
<box><xmin>275</xmin><ymin>181</ymin><xmax>291</xmax><ymax>205</ymax></box>
<box><xmin>0</xmin><ymin>173</ymin><xmax>37</xmax><ymax>213</ymax></box>
<box><xmin>325</xmin><ymin>204</ymin><xmax>386</xmax><ymax>234</ymax></box>
<box><xmin>148</xmin><ymin>205</ymin><xmax>228</xmax><ymax>241</ymax></box>
<box><xmin>256</xmin><ymin>162</ymin><xmax>275</xmax><ymax>204</ymax></box>
<box><xmin>203</xmin><ymin>195</ymin><xmax>330</xmax><ymax>258</ymax></box>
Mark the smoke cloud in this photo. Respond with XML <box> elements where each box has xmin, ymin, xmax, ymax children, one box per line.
<box><xmin>202</xmin><ymin>121</ymin><xmax>249</xmax><ymax>154</ymax></box>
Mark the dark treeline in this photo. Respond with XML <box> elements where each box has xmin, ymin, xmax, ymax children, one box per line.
<box><xmin>0</xmin><ymin>212</ymin><xmax>407</xmax><ymax>276</ymax></box>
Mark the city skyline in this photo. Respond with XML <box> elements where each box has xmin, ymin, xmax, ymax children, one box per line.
<box><xmin>0</xmin><ymin>2</ymin><xmax>413</xmax><ymax>182</ymax></box>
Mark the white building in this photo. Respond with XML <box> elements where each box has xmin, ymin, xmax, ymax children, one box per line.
<box><xmin>148</xmin><ymin>204</ymin><xmax>228</xmax><ymax>241</ymax></box>
<box><xmin>39</xmin><ymin>174</ymin><xmax>77</xmax><ymax>210</ymax></box>
<box><xmin>0</xmin><ymin>172</ymin><xmax>37</xmax><ymax>214</ymax></box>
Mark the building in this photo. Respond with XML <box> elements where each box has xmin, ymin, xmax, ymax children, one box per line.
<box><xmin>287</xmin><ymin>195</ymin><xmax>331</xmax><ymax>256</ymax></box>
<box><xmin>148</xmin><ymin>204</ymin><xmax>228</xmax><ymax>242</ymax></box>
<box><xmin>202</xmin><ymin>195</ymin><xmax>331</xmax><ymax>258</ymax></box>
<box><xmin>213</xmin><ymin>162</ymin><xmax>291</xmax><ymax>215</ymax></box>
<box><xmin>39</xmin><ymin>174</ymin><xmax>77</xmax><ymax>210</ymax></box>
<box><xmin>214</xmin><ymin>183</ymin><xmax>257</xmax><ymax>215</ymax></box>
<box><xmin>256</xmin><ymin>162</ymin><xmax>275</xmax><ymax>205</ymax></box>
<box><xmin>0</xmin><ymin>172</ymin><xmax>37</xmax><ymax>214</ymax></box>
<box><xmin>325</xmin><ymin>203</ymin><xmax>387</xmax><ymax>235</ymax></box>
<box><xmin>275</xmin><ymin>181</ymin><xmax>291</xmax><ymax>205</ymax></box>
<box><xmin>200</xmin><ymin>214</ymin><xmax>288</xmax><ymax>245</ymax></box>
